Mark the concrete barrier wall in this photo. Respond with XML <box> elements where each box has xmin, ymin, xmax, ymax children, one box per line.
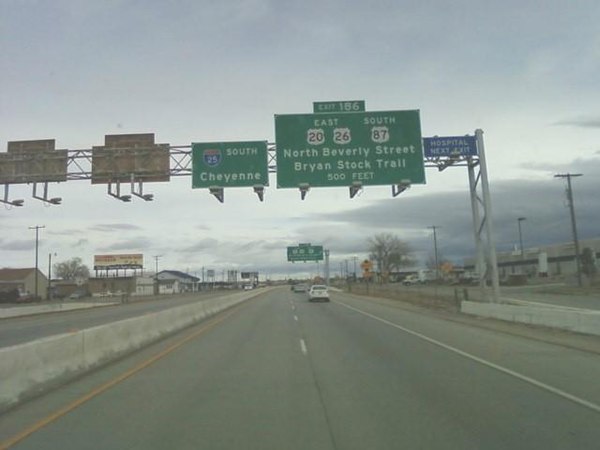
<box><xmin>0</xmin><ymin>289</ymin><xmax>263</xmax><ymax>412</ymax></box>
<box><xmin>0</xmin><ymin>302</ymin><xmax>119</xmax><ymax>319</ymax></box>
<box><xmin>461</xmin><ymin>301</ymin><xmax>600</xmax><ymax>336</ymax></box>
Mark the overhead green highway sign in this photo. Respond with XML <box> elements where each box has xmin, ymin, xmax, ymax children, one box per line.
<box><xmin>275</xmin><ymin>110</ymin><xmax>425</xmax><ymax>188</ymax></box>
<box><xmin>287</xmin><ymin>244</ymin><xmax>324</xmax><ymax>262</ymax></box>
<box><xmin>192</xmin><ymin>141</ymin><xmax>269</xmax><ymax>188</ymax></box>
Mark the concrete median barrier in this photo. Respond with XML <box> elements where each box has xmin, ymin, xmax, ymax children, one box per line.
<box><xmin>461</xmin><ymin>301</ymin><xmax>600</xmax><ymax>336</ymax></box>
<box><xmin>0</xmin><ymin>301</ymin><xmax>120</xmax><ymax>319</ymax></box>
<box><xmin>0</xmin><ymin>289</ymin><xmax>265</xmax><ymax>412</ymax></box>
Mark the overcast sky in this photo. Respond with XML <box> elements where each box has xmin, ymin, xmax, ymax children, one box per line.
<box><xmin>1</xmin><ymin>0</ymin><xmax>599</xmax><ymax>280</ymax></box>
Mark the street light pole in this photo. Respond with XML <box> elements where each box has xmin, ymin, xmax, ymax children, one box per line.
<box><xmin>29</xmin><ymin>225</ymin><xmax>45</xmax><ymax>298</ymax></box>
<box><xmin>554</xmin><ymin>173</ymin><xmax>583</xmax><ymax>287</ymax></box>
<box><xmin>428</xmin><ymin>226</ymin><xmax>441</xmax><ymax>282</ymax></box>
<box><xmin>48</xmin><ymin>252</ymin><xmax>56</xmax><ymax>300</ymax></box>
<box><xmin>153</xmin><ymin>255</ymin><xmax>162</xmax><ymax>295</ymax></box>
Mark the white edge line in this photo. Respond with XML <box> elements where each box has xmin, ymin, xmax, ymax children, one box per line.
<box><xmin>335</xmin><ymin>301</ymin><xmax>600</xmax><ymax>414</ymax></box>
<box><xmin>300</xmin><ymin>338</ymin><xmax>308</xmax><ymax>355</ymax></box>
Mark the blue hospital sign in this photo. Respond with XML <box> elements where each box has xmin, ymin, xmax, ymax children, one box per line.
<box><xmin>423</xmin><ymin>135</ymin><xmax>477</xmax><ymax>158</ymax></box>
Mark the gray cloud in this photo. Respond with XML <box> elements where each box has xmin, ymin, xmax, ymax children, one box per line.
<box><xmin>97</xmin><ymin>238</ymin><xmax>152</xmax><ymax>252</ymax></box>
<box><xmin>553</xmin><ymin>117</ymin><xmax>600</xmax><ymax>128</ymax></box>
<box><xmin>89</xmin><ymin>224</ymin><xmax>142</xmax><ymax>232</ymax></box>
<box><xmin>311</xmin><ymin>157</ymin><xmax>600</xmax><ymax>265</ymax></box>
<box><xmin>1</xmin><ymin>240</ymin><xmax>34</xmax><ymax>251</ymax></box>
<box><xmin>521</xmin><ymin>157</ymin><xmax>600</xmax><ymax>174</ymax></box>
<box><xmin>48</xmin><ymin>229</ymin><xmax>82</xmax><ymax>236</ymax></box>
<box><xmin>181</xmin><ymin>238</ymin><xmax>219</xmax><ymax>253</ymax></box>
<box><xmin>73</xmin><ymin>239</ymin><xmax>89</xmax><ymax>248</ymax></box>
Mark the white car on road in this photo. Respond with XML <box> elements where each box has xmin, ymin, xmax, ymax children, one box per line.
<box><xmin>308</xmin><ymin>285</ymin><xmax>330</xmax><ymax>302</ymax></box>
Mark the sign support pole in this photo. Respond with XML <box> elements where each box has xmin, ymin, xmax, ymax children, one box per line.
<box><xmin>324</xmin><ymin>250</ymin><xmax>330</xmax><ymax>286</ymax></box>
<box><xmin>475</xmin><ymin>129</ymin><xmax>500</xmax><ymax>302</ymax></box>
<box><xmin>467</xmin><ymin>157</ymin><xmax>488</xmax><ymax>300</ymax></box>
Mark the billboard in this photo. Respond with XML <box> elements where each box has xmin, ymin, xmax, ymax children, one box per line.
<box><xmin>94</xmin><ymin>254</ymin><xmax>143</xmax><ymax>270</ymax></box>
<box><xmin>91</xmin><ymin>133</ymin><xmax>170</xmax><ymax>184</ymax></box>
<box><xmin>0</xmin><ymin>139</ymin><xmax>68</xmax><ymax>184</ymax></box>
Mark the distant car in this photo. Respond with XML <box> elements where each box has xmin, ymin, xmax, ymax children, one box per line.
<box><xmin>292</xmin><ymin>283</ymin><xmax>309</xmax><ymax>293</ymax></box>
<box><xmin>69</xmin><ymin>291</ymin><xmax>87</xmax><ymax>300</ymax></box>
<box><xmin>402</xmin><ymin>275</ymin><xmax>421</xmax><ymax>286</ymax></box>
<box><xmin>243</xmin><ymin>284</ymin><xmax>254</xmax><ymax>290</ymax></box>
<box><xmin>308</xmin><ymin>285</ymin><xmax>330</xmax><ymax>302</ymax></box>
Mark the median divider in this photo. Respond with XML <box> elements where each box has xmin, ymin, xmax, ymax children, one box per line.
<box><xmin>461</xmin><ymin>301</ymin><xmax>600</xmax><ymax>336</ymax></box>
<box><xmin>0</xmin><ymin>289</ymin><xmax>266</xmax><ymax>412</ymax></box>
<box><xmin>0</xmin><ymin>301</ymin><xmax>120</xmax><ymax>319</ymax></box>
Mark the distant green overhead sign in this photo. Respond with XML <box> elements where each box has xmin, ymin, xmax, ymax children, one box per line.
<box><xmin>275</xmin><ymin>110</ymin><xmax>425</xmax><ymax>188</ymax></box>
<box><xmin>287</xmin><ymin>244</ymin><xmax>324</xmax><ymax>262</ymax></box>
<box><xmin>192</xmin><ymin>141</ymin><xmax>268</xmax><ymax>188</ymax></box>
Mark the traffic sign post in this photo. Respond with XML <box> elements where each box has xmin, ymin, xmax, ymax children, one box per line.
<box><xmin>275</xmin><ymin>110</ymin><xmax>425</xmax><ymax>190</ymax></box>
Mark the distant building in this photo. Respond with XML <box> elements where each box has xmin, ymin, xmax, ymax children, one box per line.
<box><xmin>135</xmin><ymin>276</ymin><xmax>155</xmax><ymax>296</ymax></box>
<box><xmin>156</xmin><ymin>270</ymin><xmax>200</xmax><ymax>294</ymax></box>
<box><xmin>466</xmin><ymin>237</ymin><xmax>599</xmax><ymax>279</ymax></box>
<box><xmin>0</xmin><ymin>268</ymin><xmax>48</xmax><ymax>299</ymax></box>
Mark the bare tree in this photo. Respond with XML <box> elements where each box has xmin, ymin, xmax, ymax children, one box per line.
<box><xmin>426</xmin><ymin>253</ymin><xmax>453</xmax><ymax>270</ymax></box>
<box><xmin>367</xmin><ymin>233</ymin><xmax>414</xmax><ymax>281</ymax></box>
<box><xmin>53</xmin><ymin>257</ymin><xmax>90</xmax><ymax>280</ymax></box>
<box><xmin>581</xmin><ymin>247</ymin><xmax>597</xmax><ymax>281</ymax></box>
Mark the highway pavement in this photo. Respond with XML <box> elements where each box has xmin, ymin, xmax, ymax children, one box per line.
<box><xmin>1</xmin><ymin>286</ymin><xmax>599</xmax><ymax>449</ymax></box>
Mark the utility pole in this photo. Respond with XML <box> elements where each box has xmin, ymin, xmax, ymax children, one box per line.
<box><xmin>554</xmin><ymin>173</ymin><xmax>583</xmax><ymax>287</ymax></box>
<box><xmin>517</xmin><ymin>217</ymin><xmax>526</xmax><ymax>262</ymax></box>
<box><xmin>29</xmin><ymin>225</ymin><xmax>45</xmax><ymax>299</ymax></box>
<box><xmin>428</xmin><ymin>225</ymin><xmax>441</xmax><ymax>282</ymax></box>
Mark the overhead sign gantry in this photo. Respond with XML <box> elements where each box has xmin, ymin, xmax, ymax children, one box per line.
<box><xmin>0</xmin><ymin>102</ymin><xmax>500</xmax><ymax>302</ymax></box>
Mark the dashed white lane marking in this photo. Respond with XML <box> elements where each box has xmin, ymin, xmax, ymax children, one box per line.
<box><xmin>300</xmin><ymin>338</ymin><xmax>308</xmax><ymax>355</ymax></box>
<box><xmin>294</xmin><ymin>315</ymin><xmax>298</xmax><ymax>321</ymax></box>
<box><xmin>335</xmin><ymin>301</ymin><xmax>600</xmax><ymax>415</ymax></box>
